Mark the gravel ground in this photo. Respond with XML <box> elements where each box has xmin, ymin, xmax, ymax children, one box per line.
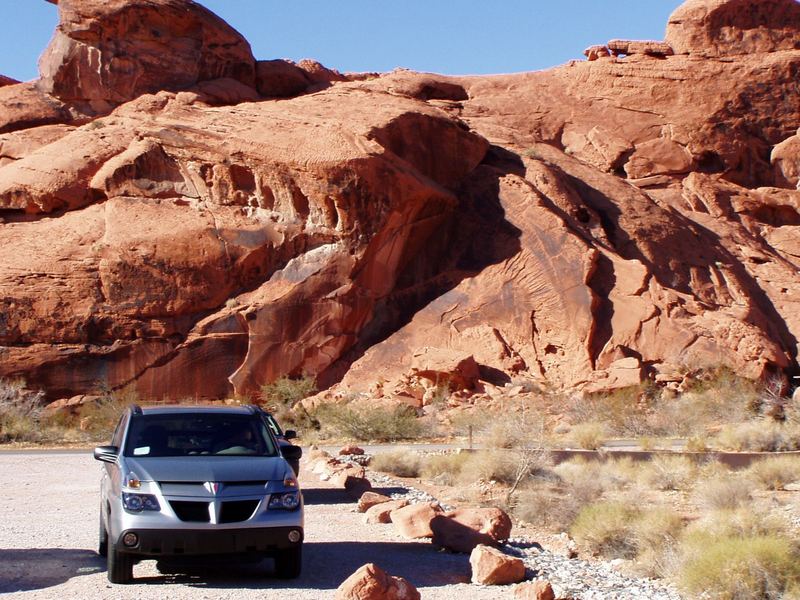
<box><xmin>0</xmin><ymin>452</ymin><xmax>516</xmax><ymax>599</ymax></box>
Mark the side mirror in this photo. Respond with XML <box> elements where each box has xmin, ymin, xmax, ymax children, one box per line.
<box><xmin>93</xmin><ymin>445</ymin><xmax>119</xmax><ymax>463</ymax></box>
<box><xmin>282</xmin><ymin>445</ymin><xmax>302</xmax><ymax>461</ymax></box>
<box><xmin>283</xmin><ymin>430</ymin><xmax>297</xmax><ymax>440</ymax></box>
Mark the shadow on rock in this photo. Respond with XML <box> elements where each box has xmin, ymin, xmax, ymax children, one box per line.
<box><xmin>0</xmin><ymin>548</ymin><xmax>104</xmax><ymax>593</ymax></box>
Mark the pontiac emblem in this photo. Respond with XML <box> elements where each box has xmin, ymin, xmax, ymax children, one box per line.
<box><xmin>203</xmin><ymin>482</ymin><xmax>222</xmax><ymax>495</ymax></box>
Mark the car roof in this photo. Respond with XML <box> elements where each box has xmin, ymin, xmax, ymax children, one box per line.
<box><xmin>137</xmin><ymin>405</ymin><xmax>258</xmax><ymax>416</ymax></box>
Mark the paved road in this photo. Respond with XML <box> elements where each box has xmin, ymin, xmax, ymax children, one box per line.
<box><xmin>0</xmin><ymin>451</ymin><xmax>504</xmax><ymax>599</ymax></box>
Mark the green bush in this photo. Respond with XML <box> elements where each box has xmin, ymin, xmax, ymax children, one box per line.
<box><xmin>318</xmin><ymin>404</ymin><xmax>426</xmax><ymax>442</ymax></box>
<box><xmin>260</xmin><ymin>375</ymin><xmax>318</xmax><ymax>430</ymax></box>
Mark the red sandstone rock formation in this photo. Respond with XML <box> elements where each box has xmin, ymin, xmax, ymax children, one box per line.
<box><xmin>0</xmin><ymin>0</ymin><xmax>799</xmax><ymax>401</ymax></box>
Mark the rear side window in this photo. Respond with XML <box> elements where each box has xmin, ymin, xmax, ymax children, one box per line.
<box><xmin>123</xmin><ymin>414</ymin><xmax>278</xmax><ymax>458</ymax></box>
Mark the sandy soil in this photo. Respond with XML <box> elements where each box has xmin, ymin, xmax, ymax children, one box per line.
<box><xmin>0</xmin><ymin>452</ymin><xmax>508</xmax><ymax>599</ymax></box>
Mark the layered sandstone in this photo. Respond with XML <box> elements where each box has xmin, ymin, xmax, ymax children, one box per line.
<box><xmin>1</xmin><ymin>0</ymin><xmax>799</xmax><ymax>401</ymax></box>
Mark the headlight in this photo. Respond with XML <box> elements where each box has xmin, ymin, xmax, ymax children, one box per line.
<box><xmin>122</xmin><ymin>493</ymin><xmax>160</xmax><ymax>512</ymax></box>
<box><xmin>268</xmin><ymin>492</ymin><xmax>300</xmax><ymax>511</ymax></box>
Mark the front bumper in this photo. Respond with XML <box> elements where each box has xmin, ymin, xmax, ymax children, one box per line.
<box><xmin>116</xmin><ymin>526</ymin><xmax>304</xmax><ymax>556</ymax></box>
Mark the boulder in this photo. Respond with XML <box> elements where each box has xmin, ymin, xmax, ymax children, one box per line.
<box><xmin>391</xmin><ymin>503</ymin><xmax>444</xmax><ymax>539</ymax></box>
<box><xmin>431</xmin><ymin>507</ymin><xmax>513</xmax><ymax>553</ymax></box>
<box><xmin>357</xmin><ymin>491</ymin><xmax>391</xmax><ymax>513</ymax></box>
<box><xmin>344</xmin><ymin>476</ymin><xmax>373</xmax><ymax>499</ymax></box>
<box><xmin>583</xmin><ymin>45</ymin><xmax>611</xmax><ymax>61</ymax></box>
<box><xmin>666</xmin><ymin>0</ymin><xmax>800</xmax><ymax>57</ymax></box>
<box><xmin>339</xmin><ymin>445</ymin><xmax>366</xmax><ymax>456</ymax></box>
<box><xmin>772</xmin><ymin>129</ymin><xmax>800</xmax><ymax>189</ymax></box>
<box><xmin>624</xmin><ymin>138</ymin><xmax>694</xmax><ymax>179</ymax></box>
<box><xmin>38</xmin><ymin>0</ymin><xmax>256</xmax><ymax>108</ymax></box>
<box><xmin>334</xmin><ymin>563</ymin><xmax>420</xmax><ymax>600</ymax></box>
<box><xmin>0</xmin><ymin>83</ymin><xmax>70</xmax><ymax>134</ymax></box>
<box><xmin>365</xmin><ymin>499</ymin><xmax>409</xmax><ymax>524</ymax></box>
<box><xmin>470</xmin><ymin>544</ymin><xmax>526</xmax><ymax>585</ymax></box>
<box><xmin>514</xmin><ymin>580</ymin><xmax>556</xmax><ymax>600</ymax></box>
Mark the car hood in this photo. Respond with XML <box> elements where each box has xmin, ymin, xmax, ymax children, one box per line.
<box><xmin>124</xmin><ymin>456</ymin><xmax>290</xmax><ymax>484</ymax></box>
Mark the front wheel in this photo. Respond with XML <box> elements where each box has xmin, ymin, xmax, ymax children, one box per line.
<box><xmin>274</xmin><ymin>545</ymin><xmax>302</xmax><ymax>579</ymax></box>
<box><xmin>107</xmin><ymin>540</ymin><xmax>134</xmax><ymax>584</ymax></box>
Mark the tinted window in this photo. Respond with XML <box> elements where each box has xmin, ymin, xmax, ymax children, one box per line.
<box><xmin>111</xmin><ymin>413</ymin><xmax>129</xmax><ymax>448</ymax></box>
<box><xmin>123</xmin><ymin>414</ymin><xmax>278</xmax><ymax>458</ymax></box>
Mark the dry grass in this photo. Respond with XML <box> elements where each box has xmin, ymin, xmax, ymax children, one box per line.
<box><xmin>714</xmin><ymin>420</ymin><xmax>800</xmax><ymax>452</ymax></box>
<box><xmin>745</xmin><ymin>455</ymin><xmax>800</xmax><ymax>491</ymax></box>
<box><xmin>637</xmin><ymin>455</ymin><xmax>698</xmax><ymax>491</ymax></box>
<box><xmin>568</xmin><ymin>422</ymin><xmax>606</xmax><ymax>450</ymax></box>
<box><xmin>631</xmin><ymin>508</ymin><xmax>685</xmax><ymax>578</ymax></box>
<box><xmin>694</xmin><ymin>476</ymin><xmax>752</xmax><ymax>511</ymax></box>
<box><xmin>677</xmin><ymin>532</ymin><xmax>800</xmax><ymax>599</ymax></box>
<box><xmin>570</xmin><ymin>502</ymin><xmax>639</xmax><ymax>559</ymax></box>
<box><xmin>370</xmin><ymin>450</ymin><xmax>423</xmax><ymax>478</ymax></box>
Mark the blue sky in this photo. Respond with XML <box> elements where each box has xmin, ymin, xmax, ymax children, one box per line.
<box><xmin>1</xmin><ymin>1</ymin><xmax>681</xmax><ymax>82</ymax></box>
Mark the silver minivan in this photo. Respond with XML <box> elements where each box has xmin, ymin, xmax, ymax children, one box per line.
<box><xmin>94</xmin><ymin>405</ymin><xmax>304</xmax><ymax>584</ymax></box>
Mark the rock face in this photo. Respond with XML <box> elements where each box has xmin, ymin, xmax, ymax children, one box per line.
<box><xmin>2</xmin><ymin>0</ymin><xmax>800</xmax><ymax>401</ymax></box>
<box><xmin>666</xmin><ymin>0</ymin><xmax>800</xmax><ymax>56</ymax></box>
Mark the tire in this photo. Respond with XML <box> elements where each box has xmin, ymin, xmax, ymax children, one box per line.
<box><xmin>107</xmin><ymin>539</ymin><xmax>134</xmax><ymax>584</ymax></box>
<box><xmin>98</xmin><ymin>512</ymin><xmax>108</xmax><ymax>557</ymax></box>
<box><xmin>274</xmin><ymin>545</ymin><xmax>302</xmax><ymax>579</ymax></box>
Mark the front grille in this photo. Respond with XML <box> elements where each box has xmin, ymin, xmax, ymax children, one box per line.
<box><xmin>170</xmin><ymin>501</ymin><xmax>210</xmax><ymax>522</ymax></box>
<box><xmin>220</xmin><ymin>500</ymin><xmax>259</xmax><ymax>523</ymax></box>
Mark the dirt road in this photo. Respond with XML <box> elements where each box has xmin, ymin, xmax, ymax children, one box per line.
<box><xmin>0</xmin><ymin>452</ymin><xmax>507</xmax><ymax>599</ymax></box>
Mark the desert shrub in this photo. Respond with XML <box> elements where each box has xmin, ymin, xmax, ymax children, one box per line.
<box><xmin>370</xmin><ymin>450</ymin><xmax>422</xmax><ymax>478</ymax></box>
<box><xmin>554</xmin><ymin>458</ymin><xmax>619</xmax><ymax>500</ymax></box>
<box><xmin>714</xmin><ymin>420</ymin><xmax>800</xmax><ymax>452</ymax></box>
<box><xmin>513</xmin><ymin>484</ymin><xmax>584</xmax><ymax>531</ymax></box>
<box><xmin>420</xmin><ymin>452</ymin><xmax>471</xmax><ymax>485</ymax></box>
<box><xmin>694</xmin><ymin>508</ymin><xmax>790</xmax><ymax>540</ymax></box>
<box><xmin>677</xmin><ymin>532</ymin><xmax>800</xmax><ymax>600</ymax></box>
<box><xmin>457</xmin><ymin>449</ymin><xmax>518</xmax><ymax>485</ymax></box>
<box><xmin>569</xmin><ymin>422</ymin><xmax>606</xmax><ymax>450</ymax></box>
<box><xmin>260</xmin><ymin>375</ymin><xmax>316</xmax><ymax>405</ymax></box>
<box><xmin>318</xmin><ymin>403</ymin><xmax>426</xmax><ymax>442</ymax></box>
<box><xmin>638</xmin><ymin>436</ymin><xmax>656</xmax><ymax>451</ymax></box>
<box><xmin>694</xmin><ymin>476</ymin><xmax>752</xmax><ymax>511</ymax></box>
<box><xmin>571</xmin><ymin>502</ymin><xmax>639</xmax><ymax>559</ymax></box>
<box><xmin>638</xmin><ymin>455</ymin><xmax>698</xmax><ymax>491</ymax></box>
<box><xmin>0</xmin><ymin>379</ymin><xmax>45</xmax><ymax>443</ymax></box>
<box><xmin>631</xmin><ymin>508</ymin><xmax>685</xmax><ymax>578</ymax></box>
<box><xmin>78</xmin><ymin>386</ymin><xmax>139</xmax><ymax>437</ymax></box>
<box><xmin>746</xmin><ymin>455</ymin><xmax>800</xmax><ymax>491</ymax></box>
<box><xmin>685</xmin><ymin>435</ymin><xmax>708</xmax><ymax>452</ymax></box>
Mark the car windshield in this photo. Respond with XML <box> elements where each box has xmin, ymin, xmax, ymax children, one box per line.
<box><xmin>123</xmin><ymin>414</ymin><xmax>278</xmax><ymax>458</ymax></box>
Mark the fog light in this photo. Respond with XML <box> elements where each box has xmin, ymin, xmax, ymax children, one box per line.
<box><xmin>122</xmin><ymin>532</ymin><xmax>138</xmax><ymax>547</ymax></box>
<box><xmin>288</xmin><ymin>529</ymin><xmax>301</xmax><ymax>543</ymax></box>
